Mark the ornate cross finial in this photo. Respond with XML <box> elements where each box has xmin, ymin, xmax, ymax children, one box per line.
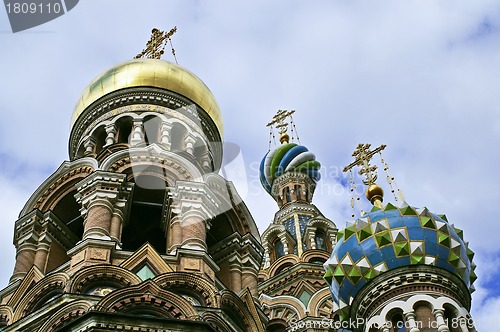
<box><xmin>266</xmin><ymin>109</ymin><xmax>296</xmax><ymax>144</ymax></box>
<box><xmin>343</xmin><ymin>144</ymin><xmax>386</xmax><ymax>185</ymax></box>
<box><xmin>135</xmin><ymin>26</ymin><xmax>177</xmax><ymax>60</ymax></box>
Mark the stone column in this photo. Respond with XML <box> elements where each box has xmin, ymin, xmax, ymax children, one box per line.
<box><xmin>229</xmin><ymin>262</ymin><xmax>242</xmax><ymax>292</ymax></box>
<box><xmin>11</xmin><ymin>242</ymin><xmax>37</xmax><ymax>281</ymax></box>
<box><xmin>75</xmin><ymin>172</ymin><xmax>131</xmax><ymax>242</ymax></box>
<box><xmin>104</xmin><ymin>124</ymin><xmax>117</xmax><ymax>147</ymax></box>
<box><xmin>170</xmin><ymin>181</ymin><xmax>220</xmax><ymax>252</ymax></box>
<box><xmin>160</xmin><ymin>121</ymin><xmax>172</xmax><ymax>150</ymax></box>
<box><xmin>242</xmin><ymin>267</ymin><xmax>259</xmax><ymax>296</ymax></box>
<box><xmin>404</xmin><ymin>311</ymin><xmax>421</xmax><ymax>332</ymax></box>
<box><xmin>83</xmin><ymin>137</ymin><xmax>96</xmax><ymax>156</ymax></box>
<box><xmin>433</xmin><ymin>309</ymin><xmax>450</xmax><ymax>332</ymax></box>
<box><xmin>130</xmin><ymin>119</ymin><xmax>144</xmax><ymax>146</ymax></box>
<box><xmin>184</xmin><ymin>134</ymin><xmax>196</xmax><ymax>155</ymax></box>
<box><xmin>458</xmin><ymin>317</ymin><xmax>469</xmax><ymax>332</ymax></box>
<box><xmin>309</xmin><ymin>231</ymin><xmax>317</xmax><ymax>250</ymax></box>
<box><xmin>168</xmin><ymin>215</ymin><xmax>183</xmax><ymax>253</ymax></box>
<box><xmin>33</xmin><ymin>238</ymin><xmax>51</xmax><ymax>272</ymax></box>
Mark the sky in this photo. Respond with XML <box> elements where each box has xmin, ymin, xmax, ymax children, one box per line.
<box><xmin>1</xmin><ymin>0</ymin><xmax>500</xmax><ymax>327</ymax></box>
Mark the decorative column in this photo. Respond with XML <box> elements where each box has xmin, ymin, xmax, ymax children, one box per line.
<box><xmin>229</xmin><ymin>259</ymin><xmax>242</xmax><ymax>292</ymax></box>
<box><xmin>170</xmin><ymin>181</ymin><xmax>220</xmax><ymax>251</ymax></box>
<box><xmin>75</xmin><ymin>171</ymin><xmax>131</xmax><ymax>241</ymax></box>
<box><xmin>104</xmin><ymin>123</ymin><xmax>117</xmax><ymax>147</ymax></box>
<box><xmin>33</xmin><ymin>236</ymin><xmax>51</xmax><ymax>271</ymax></box>
<box><xmin>458</xmin><ymin>317</ymin><xmax>470</xmax><ymax>332</ymax></box>
<box><xmin>433</xmin><ymin>309</ymin><xmax>450</xmax><ymax>332</ymax></box>
<box><xmin>309</xmin><ymin>230</ymin><xmax>317</xmax><ymax>250</ymax></box>
<box><xmin>404</xmin><ymin>311</ymin><xmax>421</xmax><ymax>332</ymax></box>
<box><xmin>130</xmin><ymin>119</ymin><xmax>144</xmax><ymax>146</ymax></box>
<box><xmin>160</xmin><ymin>121</ymin><xmax>172</xmax><ymax>150</ymax></box>
<box><xmin>83</xmin><ymin>137</ymin><xmax>96</xmax><ymax>156</ymax></box>
<box><xmin>184</xmin><ymin>134</ymin><xmax>196</xmax><ymax>155</ymax></box>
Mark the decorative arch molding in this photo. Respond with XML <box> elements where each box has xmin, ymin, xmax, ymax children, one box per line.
<box><xmin>99</xmin><ymin>145</ymin><xmax>203</xmax><ymax>183</ymax></box>
<box><xmin>67</xmin><ymin>264</ymin><xmax>142</xmax><ymax>294</ymax></box>
<box><xmin>11</xmin><ymin>272</ymin><xmax>69</xmax><ymax>321</ymax></box>
<box><xmin>259</xmin><ymin>294</ymin><xmax>306</xmax><ymax>322</ymax></box>
<box><xmin>37</xmin><ymin>299</ymin><xmax>93</xmax><ymax>332</ymax></box>
<box><xmin>306</xmin><ymin>287</ymin><xmax>333</xmax><ymax>316</ymax></box>
<box><xmin>261</xmin><ymin>224</ymin><xmax>287</xmax><ymax>245</ymax></box>
<box><xmin>268</xmin><ymin>254</ymin><xmax>300</xmax><ymax>278</ymax></box>
<box><xmin>154</xmin><ymin>272</ymin><xmax>220</xmax><ymax>308</ymax></box>
<box><xmin>220</xmin><ymin>290</ymin><xmax>264</xmax><ymax>332</ymax></box>
<box><xmin>0</xmin><ymin>306</ymin><xmax>13</xmax><ymax>327</ymax></box>
<box><xmin>95</xmin><ymin>280</ymin><xmax>198</xmax><ymax>320</ymax></box>
<box><xmin>19</xmin><ymin>158</ymin><xmax>97</xmax><ymax>217</ymax></box>
<box><xmin>307</xmin><ymin>217</ymin><xmax>337</xmax><ymax>230</ymax></box>
<box><xmin>202</xmin><ymin>311</ymin><xmax>235</xmax><ymax>332</ymax></box>
<box><xmin>300</xmin><ymin>250</ymin><xmax>330</xmax><ymax>263</ymax></box>
<box><xmin>203</xmin><ymin>173</ymin><xmax>261</xmax><ymax>239</ymax></box>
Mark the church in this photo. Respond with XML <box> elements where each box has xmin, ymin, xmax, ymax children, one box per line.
<box><xmin>0</xmin><ymin>28</ymin><xmax>477</xmax><ymax>332</ymax></box>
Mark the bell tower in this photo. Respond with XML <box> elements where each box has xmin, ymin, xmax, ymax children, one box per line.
<box><xmin>258</xmin><ymin>110</ymin><xmax>338</xmax><ymax>331</ymax></box>
<box><xmin>0</xmin><ymin>28</ymin><xmax>265</xmax><ymax>332</ymax></box>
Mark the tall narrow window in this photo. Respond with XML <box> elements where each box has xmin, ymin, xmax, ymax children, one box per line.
<box><xmin>391</xmin><ymin>313</ymin><xmax>407</xmax><ymax>332</ymax></box>
<box><xmin>274</xmin><ymin>238</ymin><xmax>285</xmax><ymax>260</ymax></box>
<box><xmin>284</xmin><ymin>187</ymin><xmax>291</xmax><ymax>203</ymax></box>
<box><xmin>295</xmin><ymin>184</ymin><xmax>302</xmax><ymax>201</ymax></box>
<box><xmin>315</xmin><ymin>229</ymin><xmax>327</xmax><ymax>250</ymax></box>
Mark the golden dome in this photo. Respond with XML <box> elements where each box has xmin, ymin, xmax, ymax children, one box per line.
<box><xmin>71</xmin><ymin>58</ymin><xmax>223</xmax><ymax>135</ymax></box>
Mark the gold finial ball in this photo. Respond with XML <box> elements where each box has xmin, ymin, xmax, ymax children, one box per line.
<box><xmin>280</xmin><ymin>134</ymin><xmax>290</xmax><ymax>144</ymax></box>
<box><xmin>366</xmin><ymin>184</ymin><xmax>384</xmax><ymax>204</ymax></box>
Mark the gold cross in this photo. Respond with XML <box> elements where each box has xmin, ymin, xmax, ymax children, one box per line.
<box><xmin>266</xmin><ymin>109</ymin><xmax>295</xmax><ymax>136</ymax></box>
<box><xmin>135</xmin><ymin>27</ymin><xmax>177</xmax><ymax>59</ymax></box>
<box><xmin>343</xmin><ymin>144</ymin><xmax>386</xmax><ymax>185</ymax></box>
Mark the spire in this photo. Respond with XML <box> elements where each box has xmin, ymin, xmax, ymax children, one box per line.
<box><xmin>343</xmin><ymin>144</ymin><xmax>386</xmax><ymax>208</ymax></box>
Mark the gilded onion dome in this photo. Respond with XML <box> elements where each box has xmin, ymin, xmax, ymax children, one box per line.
<box><xmin>324</xmin><ymin>202</ymin><xmax>476</xmax><ymax>316</ymax></box>
<box><xmin>71</xmin><ymin>58</ymin><xmax>223</xmax><ymax>136</ymax></box>
<box><xmin>259</xmin><ymin>143</ymin><xmax>321</xmax><ymax>195</ymax></box>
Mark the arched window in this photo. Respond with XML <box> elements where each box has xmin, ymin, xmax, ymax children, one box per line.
<box><xmin>391</xmin><ymin>313</ymin><xmax>407</xmax><ymax>332</ymax></box>
<box><xmin>283</xmin><ymin>187</ymin><xmax>291</xmax><ymax>203</ymax></box>
<box><xmin>116</xmin><ymin>117</ymin><xmax>133</xmax><ymax>144</ymax></box>
<box><xmin>170</xmin><ymin>123</ymin><xmax>187</xmax><ymax>152</ymax></box>
<box><xmin>274</xmin><ymin>238</ymin><xmax>285</xmax><ymax>260</ymax></box>
<box><xmin>315</xmin><ymin>229</ymin><xmax>327</xmax><ymax>251</ymax></box>
<box><xmin>122</xmin><ymin>173</ymin><xmax>168</xmax><ymax>253</ymax></box>
<box><xmin>414</xmin><ymin>301</ymin><xmax>435</xmax><ymax>331</ymax></box>
<box><xmin>143</xmin><ymin>115</ymin><xmax>161</xmax><ymax>145</ymax></box>
<box><xmin>294</xmin><ymin>184</ymin><xmax>302</xmax><ymax>201</ymax></box>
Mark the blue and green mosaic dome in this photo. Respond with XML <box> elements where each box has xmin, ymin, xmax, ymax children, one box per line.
<box><xmin>259</xmin><ymin>143</ymin><xmax>321</xmax><ymax>194</ymax></box>
<box><xmin>324</xmin><ymin>203</ymin><xmax>476</xmax><ymax>312</ymax></box>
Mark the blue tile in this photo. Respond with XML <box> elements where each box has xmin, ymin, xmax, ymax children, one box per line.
<box><xmin>425</xmin><ymin>241</ymin><xmax>438</xmax><ymax>256</ymax></box>
<box><xmin>387</xmin><ymin>216</ymin><xmax>406</xmax><ymax>228</ymax></box>
<box><xmin>349</xmin><ymin>245</ymin><xmax>364</xmax><ymax>263</ymax></box>
<box><xmin>379</xmin><ymin>245</ymin><xmax>395</xmax><ymax>261</ymax></box>
<box><xmin>367</xmin><ymin>250</ymin><xmax>383</xmax><ymax>266</ymax></box>
<box><xmin>423</xmin><ymin>229</ymin><xmax>437</xmax><ymax>243</ymax></box>
<box><xmin>407</xmin><ymin>226</ymin><xmax>424</xmax><ymax>240</ymax></box>
<box><xmin>361</xmin><ymin>237</ymin><xmax>377</xmax><ymax>253</ymax></box>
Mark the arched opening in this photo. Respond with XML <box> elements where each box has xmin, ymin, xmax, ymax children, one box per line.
<box><xmin>414</xmin><ymin>301</ymin><xmax>435</xmax><ymax>331</ymax></box>
<box><xmin>122</xmin><ymin>173</ymin><xmax>168</xmax><ymax>253</ymax></box>
<box><xmin>116</xmin><ymin>116</ymin><xmax>133</xmax><ymax>144</ymax></box>
<box><xmin>207</xmin><ymin>214</ymin><xmax>234</xmax><ymax>249</ymax></box>
<box><xmin>283</xmin><ymin>187</ymin><xmax>291</xmax><ymax>203</ymax></box>
<box><xmin>93</xmin><ymin>126</ymin><xmax>106</xmax><ymax>155</ymax></box>
<box><xmin>266</xmin><ymin>319</ymin><xmax>287</xmax><ymax>332</ymax></box>
<box><xmin>294</xmin><ymin>184</ymin><xmax>302</xmax><ymax>201</ymax></box>
<box><xmin>273</xmin><ymin>238</ymin><xmax>285</xmax><ymax>261</ymax></box>
<box><xmin>315</xmin><ymin>229</ymin><xmax>327</xmax><ymax>251</ymax></box>
<box><xmin>308</xmin><ymin>257</ymin><xmax>326</xmax><ymax>264</ymax></box>
<box><xmin>444</xmin><ymin>304</ymin><xmax>460</xmax><ymax>332</ymax></box>
<box><xmin>170</xmin><ymin>123</ymin><xmax>187</xmax><ymax>152</ymax></box>
<box><xmin>143</xmin><ymin>115</ymin><xmax>161</xmax><ymax>145</ymax></box>
<box><xmin>273</xmin><ymin>262</ymin><xmax>294</xmax><ymax>277</ymax></box>
<box><xmin>53</xmin><ymin>189</ymin><xmax>83</xmax><ymax>239</ymax></box>
<box><xmin>390</xmin><ymin>312</ymin><xmax>407</xmax><ymax>332</ymax></box>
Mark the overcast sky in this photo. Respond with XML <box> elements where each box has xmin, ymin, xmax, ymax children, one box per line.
<box><xmin>1</xmin><ymin>0</ymin><xmax>499</xmax><ymax>326</ymax></box>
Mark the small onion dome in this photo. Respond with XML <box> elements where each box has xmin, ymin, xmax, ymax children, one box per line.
<box><xmin>259</xmin><ymin>143</ymin><xmax>321</xmax><ymax>194</ymax></box>
<box><xmin>323</xmin><ymin>202</ymin><xmax>476</xmax><ymax>315</ymax></box>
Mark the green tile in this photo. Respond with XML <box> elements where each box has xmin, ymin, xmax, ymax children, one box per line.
<box><xmin>375</xmin><ymin>231</ymin><xmax>392</xmax><ymax>248</ymax></box>
<box><xmin>448</xmin><ymin>251</ymin><xmax>460</xmax><ymax>267</ymax></box>
<box><xmin>410</xmin><ymin>255</ymin><xmax>425</xmax><ymax>265</ymax></box>
<box><xmin>348</xmin><ymin>266</ymin><xmax>362</xmax><ymax>284</ymax></box>
<box><xmin>400</xmin><ymin>206</ymin><xmax>417</xmax><ymax>216</ymax></box>
<box><xmin>333</xmin><ymin>265</ymin><xmax>345</xmax><ymax>284</ymax></box>
<box><xmin>437</xmin><ymin>232</ymin><xmax>450</xmax><ymax>248</ymax></box>
<box><xmin>420</xmin><ymin>216</ymin><xmax>436</xmax><ymax>229</ymax></box>
<box><xmin>394</xmin><ymin>242</ymin><xmax>410</xmax><ymax>257</ymax></box>
<box><xmin>357</xmin><ymin>225</ymin><xmax>373</xmax><ymax>242</ymax></box>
